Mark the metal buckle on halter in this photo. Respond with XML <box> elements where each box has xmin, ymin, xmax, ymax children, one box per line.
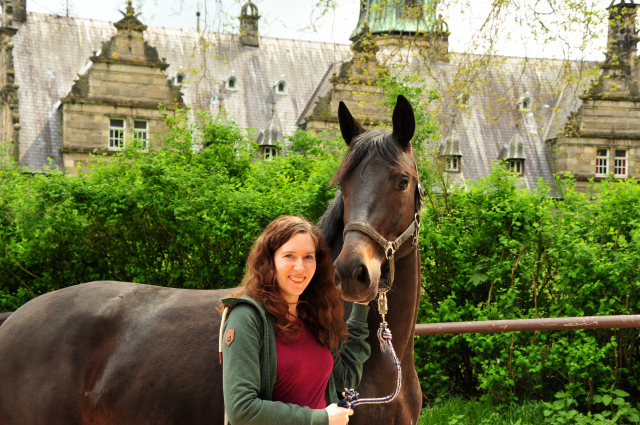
<box><xmin>384</xmin><ymin>243</ymin><xmax>395</xmax><ymax>260</ymax></box>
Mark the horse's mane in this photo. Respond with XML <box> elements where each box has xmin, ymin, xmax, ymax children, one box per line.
<box><xmin>330</xmin><ymin>129</ymin><xmax>418</xmax><ymax>186</ymax></box>
<box><xmin>317</xmin><ymin>189</ymin><xmax>344</xmax><ymax>248</ymax></box>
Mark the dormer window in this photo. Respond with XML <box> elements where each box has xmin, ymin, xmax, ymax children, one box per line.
<box><xmin>503</xmin><ymin>128</ymin><xmax>526</xmax><ymax>175</ymax></box>
<box><xmin>225</xmin><ymin>72</ymin><xmax>239</xmax><ymax>92</ymax></box>
<box><xmin>275</xmin><ymin>75</ymin><xmax>288</xmax><ymax>95</ymax></box>
<box><xmin>446</xmin><ymin>157</ymin><xmax>459</xmax><ymax>172</ymax></box>
<box><xmin>456</xmin><ymin>93</ymin><xmax>470</xmax><ymax>107</ymax></box>
<box><xmin>440</xmin><ymin>127</ymin><xmax>462</xmax><ymax>173</ymax></box>
<box><xmin>509</xmin><ymin>159</ymin><xmax>524</xmax><ymax>175</ymax></box>
<box><xmin>518</xmin><ymin>93</ymin><xmax>532</xmax><ymax>112</ymax></box>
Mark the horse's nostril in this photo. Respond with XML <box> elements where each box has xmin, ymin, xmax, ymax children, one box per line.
<box><xmin>354</xmin><ymin>264</ymin><xmax>370</xmax><ymax>288</ymax></box>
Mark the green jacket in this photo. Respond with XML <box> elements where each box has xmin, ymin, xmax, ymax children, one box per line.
<box><xmin>220</xmin><ymin>295</ymin><xmax>371</xmax><ymax>425</ymax></box>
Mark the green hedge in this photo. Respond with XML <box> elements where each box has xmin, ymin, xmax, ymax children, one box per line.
<box><xmin>416</xmin><ymin>168</ymin><xmax>640</xmax><ymax>410</ymax></box>
<box><xmin>2</xmin><ymin>105</ymin><xmax>640</xmax><ymax>413</ymax></box>
<box><xmin>0</xmin><ymin>110</ymin><xmax>343</xmax><ymax>310</ymax></box>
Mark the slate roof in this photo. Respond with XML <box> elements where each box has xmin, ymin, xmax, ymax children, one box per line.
<box><xmin>11</xmin><ymin>12</ymin><xmax>351</xmax><ymax>171</ymax></box>
<box><xmin>423</xmin><ymin>55</ymin><xmax>595</xmax><ymax>196</ymax></box>
<box><xmin>300</xmin><ymin>51</ymin><xmax>597</xmax><ymax>196</ymax></box>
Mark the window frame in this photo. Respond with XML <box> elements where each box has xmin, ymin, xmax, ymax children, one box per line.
<box><xmin>614</xmin><ymin>149</ymin><xmax>627</xmax><ymax>178</ymax></box>
<box><xmin>109</xmin><ymin>118</ymin><xmax>125</xmax><ymax>150</ymax></box>
<box><xmin>225</xmin><ymin>74</ymin><xmax>239</xmax><ymax>92</ymax></box>
<box><xmin>133</xmin><ymin>120</ymin><xmax>149</xmax><ymax>150</ymax></box>
<box><xmin>445</xmin><ymin>156</ymin><xmax>460</xmax><ymax>172</ymax></box>
<box><xmin>264</xmin><ymin>146</ymin><xmax>277</xmax><ymax>160</ymax></box>
<box><xmin>274</xmin><ymin>78</ymin><xmax>288</xmax><ymax>96</ymax></box>
<box><xmin>509</xmin><ymin>159</ymin><xmax>524</xmax><ymax>175</ymax></box>
<box><xmin>596</xmin><ymin>148</ymin><xmax>609</xmax><ymax>177</ymax></box>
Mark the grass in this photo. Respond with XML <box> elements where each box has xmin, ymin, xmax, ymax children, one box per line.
<box><xmin>418</xmin><ymin>397</ymin><xmax>547</xmax><ymax>425</ymax></box>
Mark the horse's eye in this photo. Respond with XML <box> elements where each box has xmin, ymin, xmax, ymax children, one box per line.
<box><xmin>398</xmin><ymin>178</ymin><xmax>409</xmax><ymax>191</ymax></box>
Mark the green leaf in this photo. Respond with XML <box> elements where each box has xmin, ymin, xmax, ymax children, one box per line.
<box><xmin>468</xmin><ymin>272</ymin><xmax>488</xmax><ymax>286</ymax></box>
<box><xmin>613</xmin><ymin>389</ymin><xmax>630</xmax><ymax>397</ymax></box>
<box><xmin>603</xmin><ymin>395</ymin><xmax>613</xmax><ymax>406</ymax></box>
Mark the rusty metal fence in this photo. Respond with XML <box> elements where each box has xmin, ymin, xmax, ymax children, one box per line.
<box><xmin>415</xmin><ymin>315</ymin><xmax>640</xmax><ymax>336</ymax></box>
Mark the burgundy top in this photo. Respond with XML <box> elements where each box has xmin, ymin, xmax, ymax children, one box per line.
<box><xmin>271</xmin><ymin>321</ymin><xmax>334</xmax><ymax>409</ymax></box>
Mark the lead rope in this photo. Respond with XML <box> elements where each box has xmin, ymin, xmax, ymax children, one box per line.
<box><xmin>337</xmin><ymin>290</ymin><xmax>402</xmax><ymax>409</ymax></box>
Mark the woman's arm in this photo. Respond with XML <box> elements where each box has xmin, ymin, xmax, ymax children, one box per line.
<box><xmin>222</xmin><ymin>304</ymin><xmax>329</xmax><ymax>425</ymax></box>
<box><xmin>330</xmin><ymin>303</ymin><xmax>371</xmax><ymax>390</ymax></box>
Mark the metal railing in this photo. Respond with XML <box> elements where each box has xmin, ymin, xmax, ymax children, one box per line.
<box><xmin>415</xmin><ymin>315</ymin><xmax>640</xmax><ymax>336</ymax></box>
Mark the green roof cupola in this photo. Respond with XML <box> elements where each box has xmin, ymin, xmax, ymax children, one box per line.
<box><xmin>350</xmin><ymin>0</ymin><xmax>438</xmax><ymax>40</ymax></box>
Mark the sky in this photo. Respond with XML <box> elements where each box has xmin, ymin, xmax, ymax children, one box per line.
<box><xmin>26</xmin><ymin>0</ymin><xmax>616</xmax><ymax>60</ymax></box>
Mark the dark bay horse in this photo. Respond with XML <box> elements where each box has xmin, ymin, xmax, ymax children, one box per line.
<box><xmin>320</xmin><ymin>95</ymin><xmax>422</xmax><ymax>425</ymax></box>
<box><xmin>0</xmin><ymin>95</ymin><xmax>422</xmax><ymax>425</ymax></box>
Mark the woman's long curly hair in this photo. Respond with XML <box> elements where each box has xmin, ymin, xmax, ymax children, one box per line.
<box><xmin>230</xmin><ymin>216</ymin><xmax>346</xmax><ymax>350</ymax></box>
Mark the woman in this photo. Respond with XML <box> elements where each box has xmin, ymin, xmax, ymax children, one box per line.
<box><xmin>219</xmin><ymin>216</ymin><xmax>371</xmax><ymax>425</ymax></box>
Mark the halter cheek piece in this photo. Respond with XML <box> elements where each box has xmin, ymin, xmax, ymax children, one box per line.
<box><xmin>337</xmin><ymin>174</ymin><xmax>424</xmax><ymax>410</ymax></box>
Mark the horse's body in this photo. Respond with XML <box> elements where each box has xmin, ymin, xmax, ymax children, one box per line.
<box><xmin>0</xmin><ymin>282</ymin><xmax>234</xmax><ymax>424</ymax></box>
<box><xmin>0</xmin><ymin>312</ymin><xmax>10</xmax><ymax>327</ymax></box>
<box><xmin>0</xmin><ymin>95</ymin><xmax>422</xmax><ymax>425</ymax></box>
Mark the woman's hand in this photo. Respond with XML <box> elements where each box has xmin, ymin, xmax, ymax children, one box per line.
<box><xmin>325</xmin><ymin>403</ymin><xmax>352</xmax><ymax>425</ymax></box>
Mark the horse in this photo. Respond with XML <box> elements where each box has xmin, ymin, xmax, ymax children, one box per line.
<box><xmin>319</xmin><ymin>95</ymin><xmax>422</xmax><ymax>425</ymax></box>
<box><xmin>0</xmin><ymin>95</ymin><xmax>422</xmax><ymax>425</ymax></box>
<box><xmin>0</xmin><ymin>312</ymin><xmax>10</xmax><ymax>327</ymax></box>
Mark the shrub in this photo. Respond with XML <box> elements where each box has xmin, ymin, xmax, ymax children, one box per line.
<box><xmin>416</xmin><ymin>167</ymin><xmax>640</xmax><ymax>410</ymax></box>
<box><xmin>0</xmin><ymin>110</ymin><xmax>344</xmax><ymax>310</ymax></box>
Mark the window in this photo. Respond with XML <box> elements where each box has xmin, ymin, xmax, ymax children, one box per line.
<box><xmin>596</xmin><ymin>148</ymin><xmax>609</xmax><ymax>176</ymax></box>
<box><xmin>518</xmin><ymin>93</ymin><xmax>532</xmax><ymax>112</ymax></box>
<box><xmin>225</xmin><ymin>74</ymin><xmax>239</xmax><ymax>92</ymax></box>
<box><xmin>264</xmin><ymin>146</ymin><xmax>277</xmax><ymax>160</ymax></box>
<box><xmin>134</xmin><ymin>120</ymin><xmax>149</xmax><ymax>149</ymax></box>
<box><xmin>445</xmin><ymin>157</ymin><xmax>459</xmax><ymax>172</ymax></box>
<box><xmin>274</xmin><ymin>75</ymin><xmax>288</xmax><ymax>95</ymax></box>
<box><xmin>109</xmin><ymin>118</ymin><xmax>125</xmax><ymax>150</ymax></box>
<box><xmin>614</xmin><ymin>149</ymin><xmax>627</xmax><ymax>177</ymax></box>
<box><xmin>509</xmin><ymin>159</ymin><xmax>524</xmax><ymax>175</ymax></box>
<box><xmin>456</xmin><ymin>93</ymin><xmax>470</xmax><ymax>107</ymax></box>
<box><xmin>174</xmin><ymin>72</ymin><xmax>185</xmax><ymax>85</ymax></box>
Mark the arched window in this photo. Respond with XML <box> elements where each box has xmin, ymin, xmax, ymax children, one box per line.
<box><xmin>174</xmin><ymin>72</ymin><xmax>185</xmax><ymax>85</ymax></box>
<box><xmin>225</xmin><ymin>72</ymin><xmax>239</xmax><ymax>92</ymax></box>
<box><xmin>274</xmin><ymin>75</ymin><xmax>288</xmax><ymax>95</ymax></box>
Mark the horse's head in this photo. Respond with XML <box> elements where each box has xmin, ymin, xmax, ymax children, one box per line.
<box><xmin>333</xmin><ymin>95</ymin><xmax>421</xmax><ymax>303</ymax></box>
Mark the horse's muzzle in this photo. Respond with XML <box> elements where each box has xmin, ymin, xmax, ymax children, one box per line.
<box><xmin>333</xmin><ymin>244</ymin><xmax>381</xmax><ymax>303</ymax></box>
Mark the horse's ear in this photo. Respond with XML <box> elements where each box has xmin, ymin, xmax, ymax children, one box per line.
<box><xmin>338</xmin><ymin>101</ymin><xmax>365</xmax><ymax>146</ymax></box>
<box><xmin>392</xmin><ymin>95</ymin><xmax>415</xmax><ymax>149</ymax></box>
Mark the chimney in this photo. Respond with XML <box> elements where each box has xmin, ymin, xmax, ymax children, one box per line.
<box><xmin>239</xmin><ymin>1</ymin><xmax>260</xmax><ymax>48</ymax></box>
<box><xmin>1</xmin><ymin>0</ymin><xmax>27</xmax><ymax>27</ymax></box>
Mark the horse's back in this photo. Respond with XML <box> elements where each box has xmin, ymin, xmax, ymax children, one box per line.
<box><xmin>0</xmin><ymin>281</ymin><xmax>234</xmax><ymax>425</ymax></box>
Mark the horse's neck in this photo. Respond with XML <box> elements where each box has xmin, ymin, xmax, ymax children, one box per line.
<box><xmin>373</xmin><ymin>249</ymin><xmax>420</xmax><ymax>359</ymax></box>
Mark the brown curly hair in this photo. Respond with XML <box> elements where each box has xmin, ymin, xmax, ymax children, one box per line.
<box><xmin>229</xmin><ymin>216</ymin><xmax>346</xmax><ymax>350</ymax></box>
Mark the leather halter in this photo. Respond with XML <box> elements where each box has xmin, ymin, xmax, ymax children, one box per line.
<box><xmin>342</xmin><ymin>174</ymin><xmax>424</xmax><ymax>291</ymax></box>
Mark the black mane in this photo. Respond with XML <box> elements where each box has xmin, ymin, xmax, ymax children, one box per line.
<box><xmin>317</xmin><ymin>189</ymin><xmax>344</xmax><ymax>251</ymax></box>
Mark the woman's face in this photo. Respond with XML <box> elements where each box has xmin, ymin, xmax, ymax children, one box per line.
<box><xmin>274</xmin><ymin>232</ymin><xmax>317</xmax><ymax>304</ymax></box>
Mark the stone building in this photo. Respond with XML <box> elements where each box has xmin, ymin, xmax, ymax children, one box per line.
<box><xmin>60</xmin><ymin>2</ymin><xmax>183</xmax><ymax>172</ymax></box>
<box><xmin>0</xmin><ymin>0</ymin><xmax>349</xmax><ymax>173</ymax></box>
<box><xmin>0</xmin><ymin>0</ymin><xmax>638</xmax><ymax>191</ymax></box>
<box><xmin>552</xmin><ymin>0</ymin><xmax>640</xmax><ymax>189</ymax></box>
